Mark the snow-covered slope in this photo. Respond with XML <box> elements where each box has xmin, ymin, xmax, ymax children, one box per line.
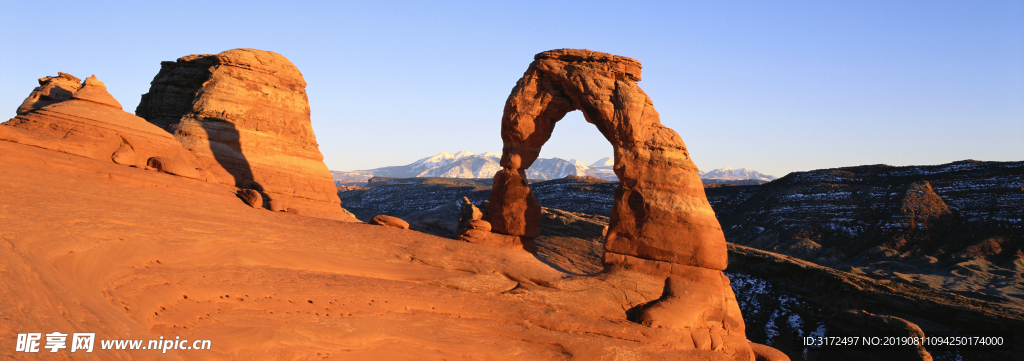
<box><xmin>334</xmin><ymin>152</ymin><xmax>777</xmax><ymax>184</ymax></box>
<box><xmin>335</xmin><ymin>151</ymin><xmax>591</xmax><ymax>181</ymax></box>
<box><xmin>527</xmin><ymin>158</ymin><xmax>590</xmax><ymax>180</ymax></box>
<box><xmin>700</xmin><ymin>167</ymin><xmax>777</xmax><ymax>181</ymax></box>
<box><xmin>590</xmin><ymin>157</ymin><xmax>614</xmax><ymax>168</ymax></box>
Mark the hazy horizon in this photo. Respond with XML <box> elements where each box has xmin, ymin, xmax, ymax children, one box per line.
<box><xmin>2</xmin><ymin>1</ymin><xmax>1021</xmax><ymax>178</ymax></box>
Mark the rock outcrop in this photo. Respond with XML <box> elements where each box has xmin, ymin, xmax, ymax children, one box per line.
<box><xmin>136</xmin><ymin>48</ymin><xmax>354</xmax><ymax>221</ymax></box>
<box><xmin>457</xmin><ymin>196</ymin><xmax>484</xmax><ymax>232</ymax></box>
<box><xmin>1</xmin><ymin>74</ymin><xmax>203</xmax><ymax>179</ymax></box>
<box><xmin>488</xmin><ymin>49</ymin><xmax>761</xmax><ymax>360</ymax></box>
<box><xmin>370</xmin><ymin>215</ymin><xmax>410</xmax><ymax>230</ymax></box>
<box><xmin>16</xmin><ymin>72</ymin><xmax>82</xmax><ymax>115</ymax></box>
<box><xmin>238</xmin><ymin>189</ymin><xmax>263</xmax><ymax>208</ymax></box>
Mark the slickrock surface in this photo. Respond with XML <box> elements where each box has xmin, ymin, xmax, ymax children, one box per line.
<box><xmin>487</xmin><ymin>49</ymin><xmax>767</xmax><ymax>360</ymax></box>
<box><xmin>136</xmin><ymin>48</ymin><xmax>352</xmax><ymax>221</ymax></box>
<box><xmin>0</xmin><ymin>139</ymin><xmax>766</xmax><ymax>360</ymax></box>
<box><xmin>1</xmin><ymin>74</ymin><xmax>202</xmax><ymax>179</ymax></box>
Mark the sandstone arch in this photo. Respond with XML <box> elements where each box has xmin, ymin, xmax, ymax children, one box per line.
<box><xmin>489</xmin><ymin>49</ymin><xmax>728</xmax><ymax>272</ymax></box>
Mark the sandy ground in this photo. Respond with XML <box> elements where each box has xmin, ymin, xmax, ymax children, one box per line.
<box><xmin>0</xmin><ymin>140</ymin><xmax>741</xmax><ymax>360</ymax></box>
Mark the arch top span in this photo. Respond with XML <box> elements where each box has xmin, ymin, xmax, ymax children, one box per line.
<box><xmin>490</xmin><ymin>48</ymin><xmax>728</xmax><ymax>272</ymax></box>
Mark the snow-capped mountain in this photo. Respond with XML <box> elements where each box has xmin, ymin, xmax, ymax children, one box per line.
<box><xmin>586</xmin><ymin>157</ymin><xmax>617</xmax><ymax>180</ymax></box>
<box><xmin>699</xmin><ymin>167</ymin><xmax>777</xmax><ymax>181</ymax></box>
<box><xmin>332</xmin><ymin>151</ymin><xmax>591</xmax><ymax>183</ymax></box>
<box><xmin>332</xmin><ymin>152</ymin><xmax>777</xmax><ymax>184</ymax></box>
<box><xmin>527</xmin><ymin>158</ymin><xmax>591</xmax><ymax>180</ymax></box>
<box><xmin>590</xmin><ymin>157</ymin><xmax>614</xmax><ymax>168</ymax></box>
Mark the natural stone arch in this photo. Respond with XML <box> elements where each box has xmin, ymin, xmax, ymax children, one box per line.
<box><xmin>488</xmin><ymin>49</ymin><xmax>728</xmax><ymax>272</ymax></box>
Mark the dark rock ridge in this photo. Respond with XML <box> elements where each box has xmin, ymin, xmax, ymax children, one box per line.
<box><xmin>337</xmin><ymin>177</ymin><xmax>492</xmax><ymax>222</ymax></box>
<box><xmin>337</xmin><ymin>175</ymin><xmax>752</xmax><ymax>228</ymax></box>
<box><xmin>528</xmin><ymin>175</ymin><xmax>617</xmax><ymax>216</ymax></box>
<box><xmin>706</xmin><ymin>160</ymin><xmax>1024</xmax><ymax>303</ymax></box>
<box><xmin>726</xmin><ymin>243</ymin><xmax>1021</xmax><ymax>361</ymax></box>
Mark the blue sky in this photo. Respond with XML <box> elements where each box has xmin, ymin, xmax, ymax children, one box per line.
<box><xmin>2</xmin><ymin>1</ymin><xmax>1021</xmax><ymax>178</ymax></box>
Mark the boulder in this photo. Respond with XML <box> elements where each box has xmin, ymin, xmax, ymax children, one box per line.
<box><xmin>1</xmin><ymin>74</ymin><xmax>203</xmax><ymax>179</ymax></box>
<box><xmin>135</xmin><ymin>48</ymin><xmax>356</xmax><ymax>222</ymax></box>
<box><xmin>370</xmin><ymin>215</ymin><xmax>409</xmax><ymax>230</ymax></box>
<box><xmin>269</xmin><ymin>199</ymin><xmax>287</xmax><ymax>212</ymax></box>
<box><xmin>238</xmin><ymin>189</ymin><xmax>263</xmax><ymax>209</ymax></box>
<box><xmin>464</xmin><ymin>219</ymin><xmax>491</xmax><ymax>232</ymax></box>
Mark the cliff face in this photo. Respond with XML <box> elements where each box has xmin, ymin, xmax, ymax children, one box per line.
<box><xmin>136</xmin><ymin>48</ymin><xmax>353</xmax><ymax>221</ymax></box>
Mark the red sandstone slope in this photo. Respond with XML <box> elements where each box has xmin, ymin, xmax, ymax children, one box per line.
<box><xmin>1</xmin><ymin>140</ymin><xmax>746</xmax><ymax>360</ymax></box>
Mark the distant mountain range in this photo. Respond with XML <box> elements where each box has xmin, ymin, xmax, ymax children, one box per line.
<box><xmin>331</xmin><ymin>151</ymin><xmax>776</xmax><ymax>184</ymax></box>
<box><xmin>699</xmin><ymin>167</ymin><xmax>777</xmax><ymax>182</ymax></box>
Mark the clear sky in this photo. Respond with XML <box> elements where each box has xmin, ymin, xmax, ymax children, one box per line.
<box><xmin>2</xmin><ymin>1</ymin><xmax>1021</xmax><ymax>178</ymax></box>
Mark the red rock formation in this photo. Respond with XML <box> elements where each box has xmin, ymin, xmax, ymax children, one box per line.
<box><xmin>491</xmin><ymin>49</ymin><xmax>727</xmax><ymax>270</ymax></box>
<box><xmin>1</xmin><ymin>74</ymin><xmax>202</xmax><ymax>179</ymax></box>
<box><xmin>16</xmin><ymin>72</ymin><xmax>81</xmax><ymax>115</ymax></box>
<box><xmin>370</xmin><ymin>215</ymin><xmax>410</xmax><ymax>230</ymax></box>
<box><xmin>136</xmin><ymin>48</ymin><xmax>354</xmax><ymax>221</ymax></box>
<box><xmin>490</xmin><ymin>49</ymin><xmax>765</xmax><ymax>360</ymax></box>
<box><xmin>238</xmin><ymin>189</ymin><xmax>263</xmax><ymax>208</ymax></box>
